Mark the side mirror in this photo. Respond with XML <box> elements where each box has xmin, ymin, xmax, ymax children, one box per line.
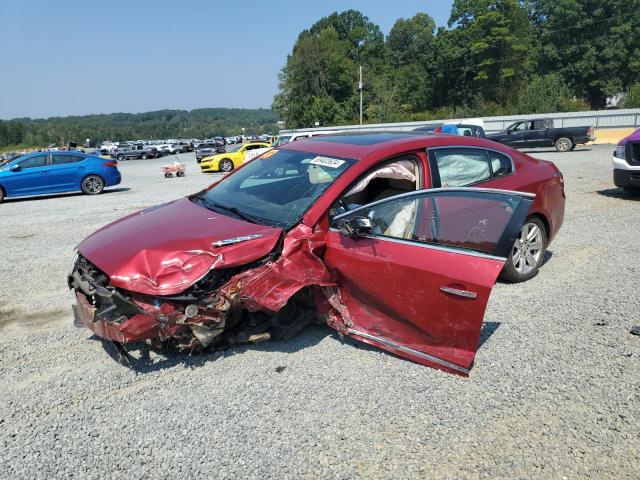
<box><xmin>336</xmin><ymin>216</ymin><xmax>372</xmax><ymax>238</ymax></box>
<box><xmin>10</xmin><ymin>164</ymin><xmax>21</xmax><ymax>172</ymax></box>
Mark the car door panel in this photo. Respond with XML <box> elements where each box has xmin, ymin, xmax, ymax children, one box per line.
<box><xmin>324</xmin><ymin>188</ymin><xmax>533</xmax><ymax>375</ymax></box>
<box><xmin>48</xmin><ymin>154</ymin><xmax>84</xmax><ymax>191</ymax></box>
<box><xmin>3</xmin><ymin>154</ymin><xmax>50</xmax><ymax>195</ymax></box>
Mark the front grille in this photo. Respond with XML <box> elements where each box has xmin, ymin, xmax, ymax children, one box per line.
<box><xmin>626</xmin><ymin>141</ymin><xmax>640</xmax><ymax>166</ymax></box>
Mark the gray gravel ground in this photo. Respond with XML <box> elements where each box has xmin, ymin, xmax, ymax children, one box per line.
<box><xmin>1</xmin><ymin>146</ymin><xmax>638</xmax><ymax>479</ymax></box>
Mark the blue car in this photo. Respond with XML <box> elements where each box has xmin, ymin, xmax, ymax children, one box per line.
<box><xmin>0</xmin><ymin>151</ymin><xmax>121</xmax><ymax>202</ymax></box>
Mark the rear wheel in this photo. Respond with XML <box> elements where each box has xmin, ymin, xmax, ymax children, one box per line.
<box><xmin>0</xmin><ymin>186</ymin><xmax>5</xmax><ymax>202</ymax></box>
<box><xmin>555</xmin><ymin>137</ymin><xmax>573</xmax><ymax>152</ymax></box>
<box><xmin>117</xmin><ymin>154</ymin><xmax>124</xmax><ymax>161</ymax></box>
<box><xmin>220</xmin><ymin>159</ymin><xmax>234</xmax><ymax>172</ymax></box>
<box><xmin>81</xmin><ymin>175</ymin><xmax>105</xmax><ymax>195</ymax></box>
<box><xmin>500</xmin><ymin>217</ymin><xmax>547</xmax><ymax>283</ymax></box>
<box><xmin>142</xmin><ymin>154</ymin><xmax>148</xmax><ymax>160</ymax></box>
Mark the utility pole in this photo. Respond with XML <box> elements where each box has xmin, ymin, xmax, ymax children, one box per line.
<box><xmin>359</xmin><ymin>66</ymin><xmax>363</xmax><ymax>125</ymax></box>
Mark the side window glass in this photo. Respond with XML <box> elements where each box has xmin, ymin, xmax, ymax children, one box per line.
<box><xmin>433</xmin><ymin>148</ymin><xmax>491</xmax><ymax>187</ymax></box>
<box><xmin>488</xmin><ymin>151</ymin><xmax>513</xmax><ymax>178</ymax></box>
<box><xmin>19</xmin><ymin>155</ymin><xmax>48</xmax><ymax>169</ymax></box>
<box><xmin>341</xmin><ymin>191</ymin><xmax>523</xmax><ymax>255</ymax></box>
<box><xmin>51</xmin><ymin>154</ymin><xmax>81</xmax><ymax>165</ymax></box>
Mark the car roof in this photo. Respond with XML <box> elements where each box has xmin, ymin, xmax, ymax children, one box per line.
<box><xmin>279</xmin><ymin>131</ymin><xmax>511</xmax><ymax>160</ymax></box>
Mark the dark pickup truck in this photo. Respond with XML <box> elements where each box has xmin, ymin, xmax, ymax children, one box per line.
<box><xmin>487</xmin><ymin>119</ymin><xmax>595</xmax><ymax>152</ymax></box>
<box><xmin>114</xmin><ymin>145</ymin><xmax>161</xmax><ymax>160</ymax></box>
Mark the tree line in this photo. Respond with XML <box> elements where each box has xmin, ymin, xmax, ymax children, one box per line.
<box><xmin>273</xmin><ymin>0</ymin><xmax>640</xmax><ymax>129</ymax></box>
<box><xmin>0</xmin><ymin>108</ymin><xmax>278</xmax><ymax>149</ymax></box>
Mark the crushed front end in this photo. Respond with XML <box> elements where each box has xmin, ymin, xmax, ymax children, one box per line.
<box><xmin>68</xmin><ymin>223</ymin><xmax>332</xmax><ymax>353</ymax></box>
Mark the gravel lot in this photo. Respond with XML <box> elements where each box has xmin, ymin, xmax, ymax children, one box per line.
<box><xmin>1</xmin><ymin>145</ymin><xmax>638</xmax><ymax>479</ymax></box>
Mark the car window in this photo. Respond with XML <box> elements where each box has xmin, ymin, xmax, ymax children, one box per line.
<box><xmin>337</xmin><ymin>190</ymin><xmax>522</xmax><ymax>256</ymax></box>
<box><xmin>51</xmin><ymin>154</ymin><xmax>83</xmax><ymax>165</ymax></box>
<box><xmin>488</xmin><ymin>150</ymin><xmax>513</xmax><ymax>178</ymax></box>
<box><xmin>511</xmin><ymin>122</ymin><xmax>525</xmax><ymax>132</ymax></box>
<box><xmin>432</xmin><ymin>148</ymin><xmax>491</xmax><ymax>187</ymax></box>
<box><xmin>19</xmin><ymin>154</ymin><xmax>48</xmax><ymax>169</ymax></box>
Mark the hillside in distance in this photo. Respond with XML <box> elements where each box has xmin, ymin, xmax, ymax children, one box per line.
<box><xmin>0</xmin><ymin>108</ymin><xmax>279</xmax><ymax>147</ymax></box>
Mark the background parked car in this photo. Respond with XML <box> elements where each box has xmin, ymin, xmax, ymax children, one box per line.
<box><xmin>196</xmin><ymin>143</ymin><xmax>226</xmax><ymax>163</ymax></box>
<box><xmin>0</xmin><ymin>151</ymin><xmax>121</xmax><ymax>201</ymax></box>
<box><xmin>487</xmin><ymin>119</ymin><xmax>595</xmax><ymax>151</ymax></box>
<box><xmin>612</xmin><ymin>128</ymin><xmax>640</xmax><ymax>194</ymax></box>
<box><xmin>114</xmin><ymin>145</ymin><xmax>160</xmax><ymax>160</ymax></box>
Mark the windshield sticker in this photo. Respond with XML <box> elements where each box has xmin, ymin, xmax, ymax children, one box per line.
<box><xmin>310</xmin><ymin>156</ymin><xmax>345</xmax><ymax>168</ymax></box>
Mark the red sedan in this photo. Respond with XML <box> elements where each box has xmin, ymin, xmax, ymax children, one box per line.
<box><xmin>69</xmin><ymin>132</ymin><xmax>565</xmax><ymax>375</ymax></box>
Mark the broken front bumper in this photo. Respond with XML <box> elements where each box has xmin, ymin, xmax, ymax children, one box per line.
<box><xmin>72</xmin><ymin>290</ymin><xmax>161</xmax><ymax>343</ymax></box>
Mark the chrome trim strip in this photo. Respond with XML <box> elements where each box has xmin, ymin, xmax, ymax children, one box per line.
<box><xmin>333</xmin><ymin>187</ymin><xmax>535</xmax><ymax>221</ymax></box>
<box><xmin>440</xmin><ymin>286</ymin><xmax>478</xmax><ymax>299</ymax></box>
<box><xmin>347</xmin><ymin>328</ymin><xmax>470</xmax><ymax>374</ymax></box>
<box><xmin>328</xmin><ymin>228</ymin><xmax>507</xmax><ymax>261</ymax></box>
<box><xmin>212</xmin><ymin>234</ymin><xmax>263</xmax><ymax>248</ymax></box>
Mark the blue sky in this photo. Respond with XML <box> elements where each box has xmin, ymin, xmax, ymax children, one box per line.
<box><xmin>0</xmin><ymin>0</ymin><xmax>453</xmax><ymax>119</ymax></box>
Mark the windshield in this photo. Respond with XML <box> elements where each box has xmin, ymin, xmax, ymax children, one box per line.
<box><xmin>273</xmin><ymin>135</ymin><xmax>292</xmax><ymax>147</ymax></box>
<box><xmin>192</xmin><ymin>149</ymin><xmax>354</xmax><ymax>229</ymax></box>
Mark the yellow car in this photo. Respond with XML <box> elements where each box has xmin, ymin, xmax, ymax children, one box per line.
<box><xmin>200</xmin><ymin>142</ymin><xmax>272</xmax><ymax>173</ymax></box>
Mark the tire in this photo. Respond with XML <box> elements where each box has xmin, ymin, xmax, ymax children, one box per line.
<box><xmin>0</xmin><ymin>186</ymin><xmax>5</xmax><ymax>203</ymax></box>
<box><xmin>81</xmin><ymin>175</ymin><xmax>105</xmax><ymax>195</ymax></box>
<box><xmin>555</xmin><ymin>137</ymin><xmax>573</xmax><ymax>152</ymax></box>
<box><xmin>142</xmin><ymin>154</ymin><xmax>148</xmax><ymax>160</ymax></box>
<box><xmin>117</xmin><ymin>155</ymin><xmax>124</xmax><ymax>161</ymax></box>
<box><xmin>219</xmin><ymin>159</ymin><xmax>234</xmax><ymax>172</ymax></box>
<box><xmin>500</xmin><ymin>217</ymin><xmax>547</xmax><ymax>283</ymax></box>
<box><xmin>177</xmin><ymin>171</ymin><xmax>185</xmax><ymax>177</ymax></box>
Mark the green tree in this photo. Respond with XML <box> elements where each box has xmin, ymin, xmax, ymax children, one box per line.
<box><xmin>517</xmin><ymin>73</ymin><xmax>588</xmax><ymax>113</ymax></box>
<box><xmin>621</xmin><ymin>82</ymin><xmax>640</xmax><ymax>108</ymax></box>
<box><xmin>273</xmin><ymin>27</ymin><xmax>355</xmax><ymax>128</ymax></box>
<box><xmin>532</xmin><ymin>0</ymin><xmax>640</xmax><ymax>108</ymax></box>
<box><xmin>448</xmin><ymin>0</ymin><xmax>536</xmax><ymax>106</ymax></box>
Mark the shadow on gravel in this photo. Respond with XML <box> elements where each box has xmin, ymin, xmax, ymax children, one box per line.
<box><xmin>92</xmin><ymin>324</ymin><xmax>333</xmax><ymax>374</ymax></box>
<box><xmin>4</xmin><ymin>187</ymin><xmax>131</xmax><ymax>203</ymax></box>
<box><xmin>596</xmin><ymin>188</ymin><xmax>640</xmax><ymax>201</ymax></box>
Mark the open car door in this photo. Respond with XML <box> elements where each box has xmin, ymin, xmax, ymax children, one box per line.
<box><xmin>324</xmin><ymin>187</ymin><xmax>534</xmax><ymax>375</ymax></box>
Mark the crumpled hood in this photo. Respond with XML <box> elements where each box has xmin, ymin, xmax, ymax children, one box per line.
<box><xmin>77</xmin><ymin>197</ymin><xmax>283</xmax><ymax>295</ymax></box>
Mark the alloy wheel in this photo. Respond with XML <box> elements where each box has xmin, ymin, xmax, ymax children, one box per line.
<box><xmin>511</xmin><ymin>222</ymin><xmax>544</xmax><ymax>275</ymax></box>
<box><xmin>83</xmin><ymin>175</ymin><xmax>104</xmax><ymax>195</ymax></box>
<box><xmin>556</xmin><ymin>138</ymin><xmax>572</xmax><ymax>152</ymax></box>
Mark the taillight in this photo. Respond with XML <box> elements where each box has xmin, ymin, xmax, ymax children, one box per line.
<box><xmin>103</xmin><ymin>161</ymin><xmax>117</xmax><ymax>168</ymax></box>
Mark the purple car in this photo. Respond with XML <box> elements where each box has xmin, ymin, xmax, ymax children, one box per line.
<box><xmin>613</xmin><ymin>129</ymin><xmax>640</xmax><ymax>193</ymax></box>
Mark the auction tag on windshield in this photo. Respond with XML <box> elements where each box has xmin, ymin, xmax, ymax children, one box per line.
<box><xmin>310</xmin><ymin>156</ymin><xmax>345</xmax><ymax>168</ymax></box>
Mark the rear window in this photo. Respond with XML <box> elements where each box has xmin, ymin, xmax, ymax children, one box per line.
<box><xmin>432</xmin><ymin>148</ymin><xmax>491</xmax><ymax>187</ymax></box>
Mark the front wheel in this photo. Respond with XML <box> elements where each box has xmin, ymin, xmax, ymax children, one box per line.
<box><xmin>0</xmin><ymin>186</ymin><xmax>5</xmax><ymax>203</ymax></box>
<box><xmin>81</xmin><ymin>175</ymin><xmax>105</xmax><ymax>195</ymax></box>
<box><xmin>142</xmin><ymin>154</ymin><xmax>148</xmax><ymax>160</ymax></box>
<box><xmin>500</xmin><ymin>217</ymin><xmax>547</xmax><ymax>283</ymax></box>
<box><xmin>555</xmin><ymin>137</ymin><xmax>573</xmax><ymax>152</ymax></box>
<box><xmin>219</xmin><ymin>159</ymin><xmax>234</xmax><ymax>172</ymax></box>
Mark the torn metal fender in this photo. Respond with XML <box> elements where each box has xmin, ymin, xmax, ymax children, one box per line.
<box><xmin>219</xmin><ymin>224</ymin><xmax>336</xmax><ymax>312</ymax></box>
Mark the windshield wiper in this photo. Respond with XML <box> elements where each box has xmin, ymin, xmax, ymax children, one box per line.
<box><xmin>199</xmin><ymin>198</ymin><xmax>260</xmax><ymax>224</ymax></box>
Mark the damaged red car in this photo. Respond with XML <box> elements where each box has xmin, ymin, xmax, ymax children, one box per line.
<box><xmin>69</xmin><ymin>133</ymin><xmax>565</xmax><ymax>375</ymax></box>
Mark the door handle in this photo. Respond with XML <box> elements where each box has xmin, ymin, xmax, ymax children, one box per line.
<box><xmin>440</xmin><ymin>286</ymin><xmax>477</xmax><ymax>299</ymax></box>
